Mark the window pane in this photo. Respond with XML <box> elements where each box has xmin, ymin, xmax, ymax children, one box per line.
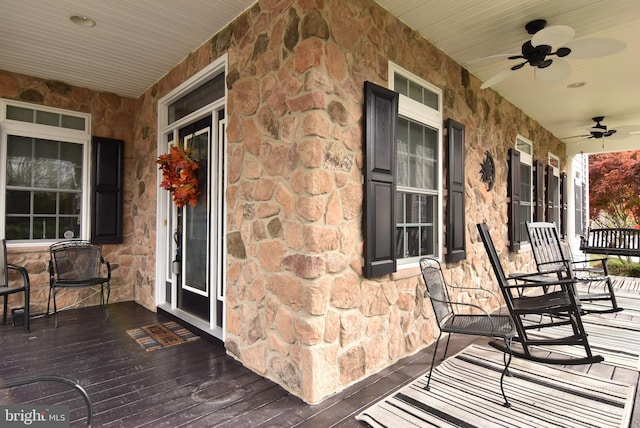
<box><xmin>396</xmin><ymin>192</ymin><xmax>437</xmax><ymax>259</ymax></box>
<box><xmin>397</xmin><ymin>119</ymin><xmax>409</xmax><ymax>186</ymax></box>
<box><xmin>61</xmin><ymin>114</ymin><xmax>86</xmax><ymax>130</ymax></box>
<box><xmin>5</xmin><ymin>217</ymin><xmax>30</xmax><ymax>240</ymax></box>
<box><xmin>34</xmin><ymin>192</ymin><xmax>56</xmax><ymax>214</ymax></box>
<box><xmin>33</xmin><ymin>217</ymin><xmax>57</xmax><ymax>240</ymax></box>
<box><xmin>59</xmin><ymin>193</ymin><xmax>80</xmax><ymax>214</ymax></box>
<box><xmin>520</xmin><ymin>164</ymin><xmax>531</xmax><ymax>203</ymax></box>
<box><xmin>408</xmin><ymin>81</ymin><xmax>423</xmax><ymax>103</ymax></box>
<box><xmin>6</xmin><ymin>136</ymin><xmax>33</xmax><ymax>186</ymax></box>
<box><xmin>58</xmin><ymin>217</ymin><xmax>80</xmax><ymax>239</ymax></box>
<box><xmin>6</xmin><ymin>105</ymin><xmax>34</xmax><ymax>123</ymax></box>
<box><xmin>394</xmin><ymin>75</ymin><xmax>408</xmax><ymax>96</ymax></box>
<box><xmin>169</xmin><ymin>72</ymin><xmax>225</xmax><ymax>124</ymax></box>
<box><xmin>36</xmin><ymin>110</ymin><xmax>59</xmax><ymax>126</ymax></box>
<box><xmin>6</xmin><ymin>190</ymin><xmax>30</xmax><ymax>214</ymax></box>
<box><xmin>395</xmin><ymin>227</ymin><xmax>405</xmax><ymax>259</ymax></box>
<box><xmin>407</xmin><ymin>226</ymin><xmax>419</xmax><ymax>257</ymax></box>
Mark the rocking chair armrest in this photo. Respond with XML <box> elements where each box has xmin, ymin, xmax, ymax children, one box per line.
<box><xmin>506</xmin><ymin>274</ymin><xmax>576</xmax><ymax>290</ymax></box>
<box><xmin>429</xmin><ymin>291</ymin><xmax>503</xmax><ymax>319</ymax></box>
<box><xmin>448</xmin><ymin>300</ymin><xmax>494</xmax><ymax>318</ymax></box>
<box><xmin>7</xmin><ymin>264</ymin><xmax>30</xmax><ymax>290</ymax></box>
<box><xmin>100</xmin><ymin>258</ymin><xmax>112</xmax><ymax>281</ymax></box>
<box><xmin>445</xmin><ymin>283</ymin><xmax>502</xmax><ymax>307</ymax></box>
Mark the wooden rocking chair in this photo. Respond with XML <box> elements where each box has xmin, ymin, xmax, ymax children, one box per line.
<box><xmin>526</xmin><ymin>221</ymin><xmax>621</xmax><ymax>314</ymax></box>
<box><xmin>477</xmin><ymin>222</ymin><xmax>604</xmax><ymax>365</ymax></box>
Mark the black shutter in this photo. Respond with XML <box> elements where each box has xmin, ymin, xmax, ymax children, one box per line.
<box><xmin>534</xmin><ymin>160</ymin><xmax>544</xmax><ymax>221</ymax></box>
<box><xmin>446</xmin><ymin>119</ymin><xmax>466</xmax><ymax>262</ymax></box>
<box><xmin>363</xmin><ymin>81</ymin><xmax>398</xmax><ymax>278</ymax></box>
<box><xmin>545</xmin><ymin>165</ymin><xmax>555</xmax><ymax>222</ymax></box>
<box><xmin>560</xmin><ymin>172</ymin><xmax>568</xmax><ymax>237</ymax></box>
<box><xmin>508</xmin><ymin>148</ymin><xmax>521</xmax><ymax>251</ymax></box>
<box><xmin>91</xmin><ymin>137</ymin><xmax>124</xmax><ymax>244</ymax></box>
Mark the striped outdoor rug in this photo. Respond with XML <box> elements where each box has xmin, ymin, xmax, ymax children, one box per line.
<box><xmin>356</xmin><ymin>345</ymin><xmax>634</xmax><ymax>428</ymax></box>
<box><xmin>525</xmin><ymin>286</ymin><xmax>640</xmax><ymax>370</ymax></box>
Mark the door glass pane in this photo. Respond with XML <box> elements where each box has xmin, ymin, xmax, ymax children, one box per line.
<box><xmin>184</xmin><ymin>131</ymin><xmax>209</xmax><ymax>293</ymax></box>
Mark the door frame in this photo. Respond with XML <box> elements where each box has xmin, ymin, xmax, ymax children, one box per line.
<box><xmin>155</xmin><ymin>56</ymin><xmax>227</xmax><ymax>341</ymax></box>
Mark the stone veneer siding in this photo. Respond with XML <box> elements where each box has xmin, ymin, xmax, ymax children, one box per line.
<box><xmin>0</xmin><ymin>71</ymin><xmax>137</xmax><ymax>315</ymax></box>
<box><xmin>0</xmin><ymin>0</ymin><xmax>566</xmax><ymax>404</ymax></box>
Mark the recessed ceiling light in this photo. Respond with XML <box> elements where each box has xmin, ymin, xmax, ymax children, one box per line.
<box><xmin>70</xmin><ymin>14</ymin><xmax>96</xmax><ymax>27</ymax></box>
<box><xmin>567</xmin><ymin>81</ymin><xmax>586</xmax><ymax>89</ymax></box>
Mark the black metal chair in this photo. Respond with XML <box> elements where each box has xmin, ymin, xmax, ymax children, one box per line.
<box><xmin>477</xmin><ymin>222</ymin><xmax>603</xmax><ymax>365</ymax></box>
<box><xmin>2</xmin><ymin>375</ymin><xmax>92</xmax><ymax>426</ymax></box>
<box><xmin>48</xmin><ymin>240</ymin><xmax>111</xmax><ymax>328</ymax></box>
<box><xmin>420</xmin><ymin>257</ymin><xmax>516</xmax><ymax>407</ymax></box>
<box><xmin>526</xmin><ymin>221</ymin><xmax>621</xmax><ymax>314</ymax></box>
<box><xmin>0</xmin><ymin>239</ymin><xmax>30</xmax><ymax>332</ymax></box>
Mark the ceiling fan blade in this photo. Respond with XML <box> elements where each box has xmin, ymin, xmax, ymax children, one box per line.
<box><xmin>480</xmin><ymin>68</ymin><xmax>514</xmax><ymax>89</ymax></box>
<box><xmin>534</xmin><ymin>58</ymin><xmax>571</xmax><ymax>83</ymax></box>
<box><xmin>562</xmin><ymin>134</ymin><xmax>590</xmax><ymax>140</ymax></box>
<box><xmin>466</xmin><ymin>53</ymin><xmax>519</xmax><ymax>65</ymax></box>
<box><xmin>531</xmin><ymin>25</ymin><xmax>575</xmax><ymax>49</ymax></box>
<box><xmin>564</xmin><ymin>38</ymin><xmax>627</xmax><ymax>59</ymax></box>
<box><xmin>608</xmin><ymin>125</ymin><xmax>640</xmax><ymax>139</ymax></box>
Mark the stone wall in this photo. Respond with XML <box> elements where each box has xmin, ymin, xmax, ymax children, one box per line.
<box><xmin>168</xmin><ymin>0</ymin><xmax>561</xmax><ymax>403</ymax></box>
<box><xmin>0</xmin><ymin>70</ymin><xmax>137</xmax><ymax>315</ymax></box>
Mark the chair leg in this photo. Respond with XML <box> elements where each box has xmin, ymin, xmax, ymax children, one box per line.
<box><xmin>102</xmin><ymin>283</ymin><xmax>110</xmax><ymax>320</ymax></box>
<box><xmin>2</xmin><ymin>296</ymin><xmax>7</xmax><ymax>325</ymax></box>
<box><xmin>424</xmin><ymin>331</ymin><xmax>443</xmax><ymax>391</ymax></box>
<box><xmin>442</xmin><ymin>332</ymin><xmax>452</xmax><ymax>362</ymax></box>
<box><xmin>500</xmin><ymin>337</ymin><xmax>513</xmax><ymax>408</ymax></box>
<box><xmin>46</xmin><ymin>286</ymin><xmax>52</xmax><ymax>317</ymax></box>
<box><xmin>24</xmin><ymin>289</ymin><xmax>29</xmax><ymax>333</ymax></box>
<box><xmin>52</xmin><ymin>287</ymin><xmax>59</xmax><ymax>328</ymax></box>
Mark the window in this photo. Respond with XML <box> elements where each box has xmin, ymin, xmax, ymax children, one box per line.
<box><xmin>508</xmin><ymin>136</ymin><xmax>533</xmax><ymax>250</ymax></box>
<box><xmin>1</xmin><ymin>99</ymin><xmax>91</xmax><ymax>243</ymax></box>
<box><xmin>391</xmin><ymin>64</ymin><xmax>443</xmax><ymax>264</ymax></box>
<box><xmin>547</xmin><ymin>153</ymin><xmax>561</xmax><ymax>226</ymax></box>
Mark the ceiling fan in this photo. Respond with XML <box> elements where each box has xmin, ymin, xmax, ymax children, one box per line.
<box><xmin>473</xmin><ymin>19</ymin><xmax>626</xmax><ymax>89</ymax></box>
<box><xmin>563</xmin><ymin>116</ymin><xmax>640</xmax><ymax>143</ymax></box>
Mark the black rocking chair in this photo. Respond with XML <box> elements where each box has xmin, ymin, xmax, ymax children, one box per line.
<box><xmin>1</xmin><ymin>239</ymin><xmax>30</xmax><ymax>332</ymax></box>
<box><xmin>48</xmin><ymin>240</ymin><xmax>111</xmax><ymax>328</ymax></box>
<box><xmin>477</xmin><ymin>222</ymin><xmax>604</xmax><ymax>365</ymax></box>
<box><xmin>420</xmin><ymin>257</ymin><xmax>516</xmax><ymax>407</ymax></box>
<box><xmin>526</xmin><ymin>221</ymin><xmax>621</xmax><ymax>314</ymax></box>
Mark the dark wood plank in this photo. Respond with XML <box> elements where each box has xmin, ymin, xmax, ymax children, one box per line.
<box><xmin>1</xmin><ymin>299</ymin><xmax>639</xmax><ymax>427</ymax></box>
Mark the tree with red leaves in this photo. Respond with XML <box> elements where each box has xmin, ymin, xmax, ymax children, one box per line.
<box><xmin>589</xmin><ymin>150</ymin><xmax>640</xmax><ymax>228</ymax></box>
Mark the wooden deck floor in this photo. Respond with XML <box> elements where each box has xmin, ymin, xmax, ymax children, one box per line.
<box><xmin>2</xmin><ymin>286</ymin><xmax>640</xmax><ymax>427</ymax></box>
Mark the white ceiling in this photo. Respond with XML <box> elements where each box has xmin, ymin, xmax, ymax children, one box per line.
<box><xmin>1</xmin><ymin>0</ymin><xmax>639</xmax><ymax>154</ymax></box>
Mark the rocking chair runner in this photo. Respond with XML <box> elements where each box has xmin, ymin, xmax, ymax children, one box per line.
<box><xmin>48</xmin><ymin>240</ymin><xmax>111</xmax><ymax>328</ymax></box>
<box><xmin>477</xmin><ymin>223</ymin><xmax>604</xmax><ymax>365</ymax></box>
<box><xmin>420</xmin><ymin>257</ymin><xmax>516</xmax><ymax>407</ymax></box>
<box><xmin>526</xmin><ymin>221</ymin><xmax>620</xmax><ymax>314</ymax></box>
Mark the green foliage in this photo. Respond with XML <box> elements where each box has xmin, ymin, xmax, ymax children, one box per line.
<box><xmin>606</xmin><ymin>258</ymin><xmax>640</xmax><ymax>277</ymax></box>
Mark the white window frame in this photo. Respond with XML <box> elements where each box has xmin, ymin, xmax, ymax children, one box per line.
<box><xmin>0</xmin><ymin>99</ymin><xmax>91</xmax><ymax>247</ymax></box>
<box><xmin>389</xmin><ymin>63</ymin><xmax>443</xmax><ymax>267</ymax></box>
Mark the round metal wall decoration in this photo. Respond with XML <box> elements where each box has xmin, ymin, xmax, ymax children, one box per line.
<box><xmin>480</xmin><ymin>151</ymin><xmax>495</xmax><ymax>191</ymax></box>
